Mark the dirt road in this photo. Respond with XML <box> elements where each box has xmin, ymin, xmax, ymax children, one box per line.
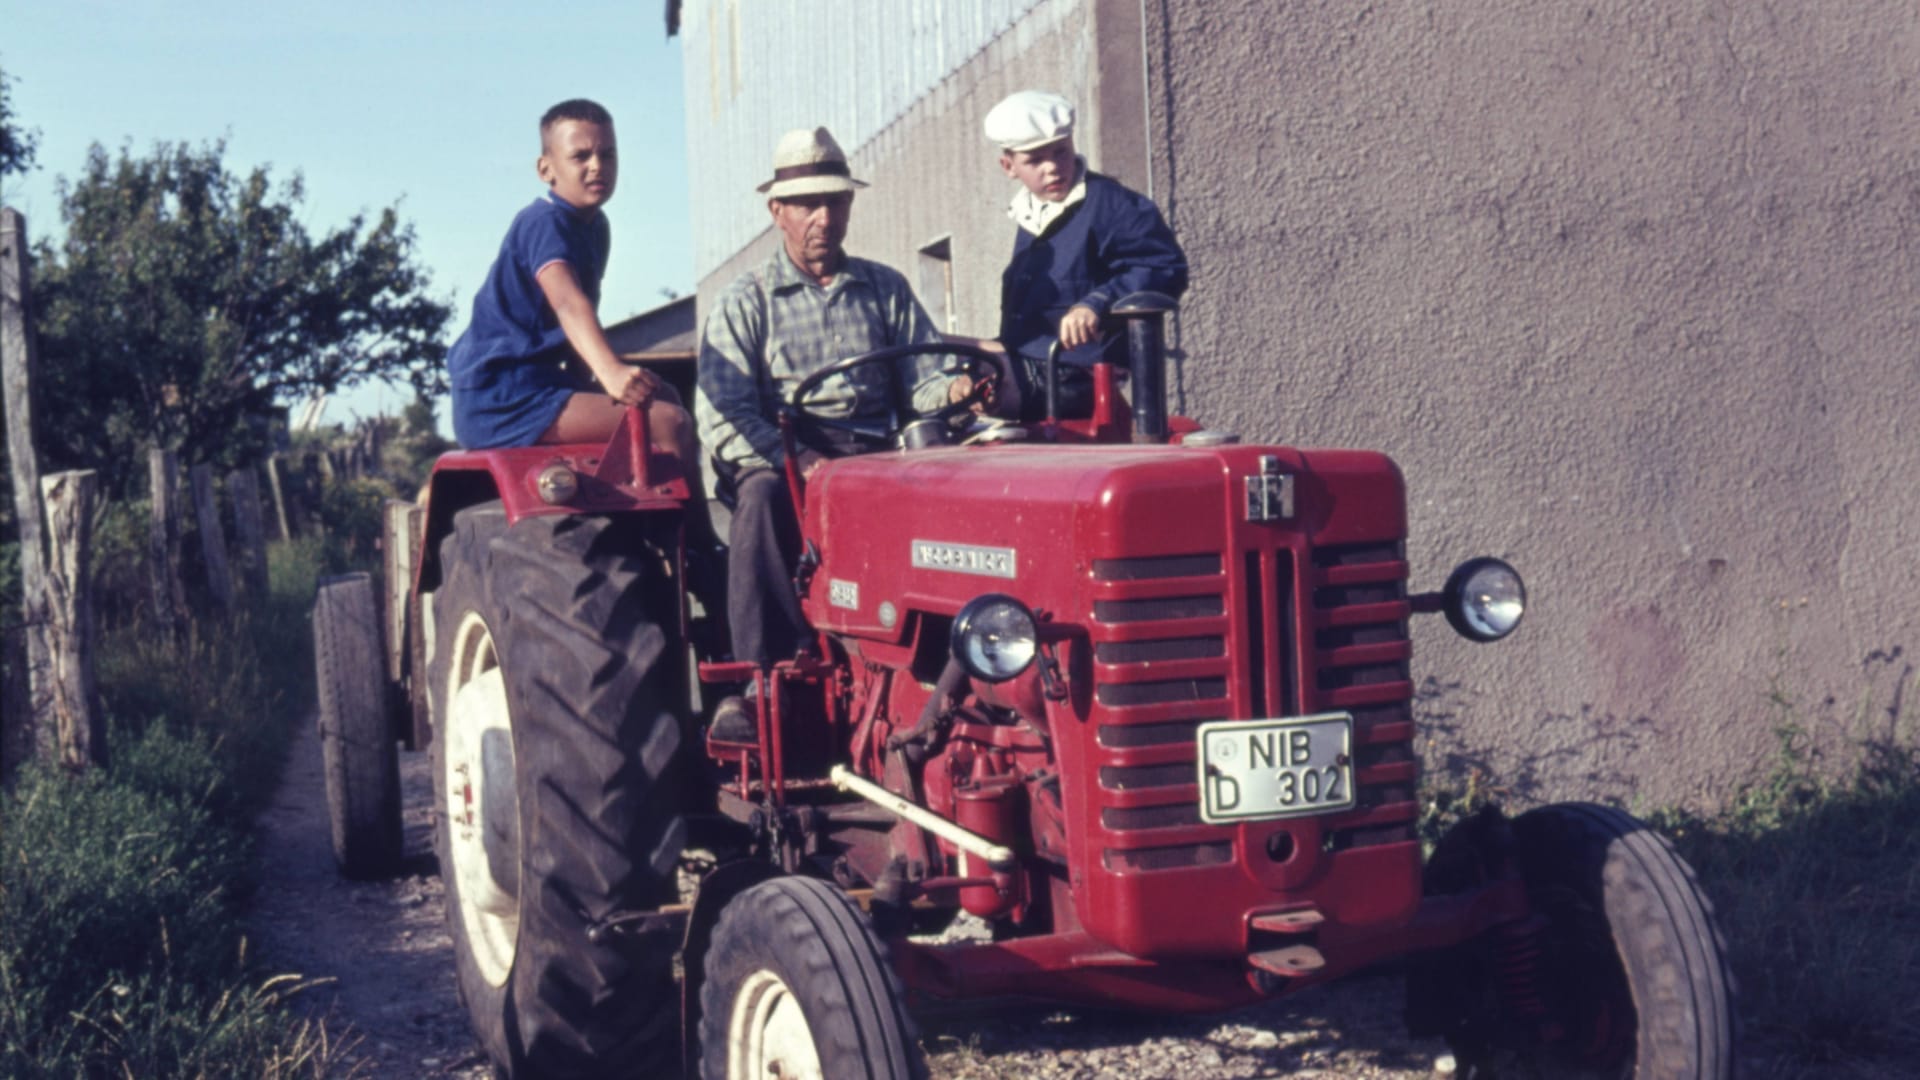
<box><xmin>248</xmin><ymin>719</ymin><xmax>490</xmax><ymax>1078</ymax></box>
<box><xmin>248</xmin><ymin>717</ymin><xmax>1448</xmax><ymax>1079</ymax></box>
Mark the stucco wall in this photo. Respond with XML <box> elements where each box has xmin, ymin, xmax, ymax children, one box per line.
<box><xmin>1148</xmin><ymin>0</ymin><xmax>1919</xmax><ymax>806</ymax></box>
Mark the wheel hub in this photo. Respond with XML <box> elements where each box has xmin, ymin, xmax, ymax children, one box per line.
<box><xmin>729</xmin><ymin>969</ymin><xmax>823</xmax><ymax>1080</ymax></box>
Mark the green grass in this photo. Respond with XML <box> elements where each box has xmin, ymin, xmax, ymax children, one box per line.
<box><xmin>1656</xmin><ymin>667</ymin><xmax>1920</xmax><ymax>1077</ymax></box>
<box><xmin>0</xmin><ymin>528</ymin><xmax>364</xmax><ymax>1077</ymax></box>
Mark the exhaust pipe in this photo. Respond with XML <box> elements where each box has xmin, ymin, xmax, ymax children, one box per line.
<box><xmin>1112</xmin><ymin>291</ymin><xmax>1177</xmax><ymax>443</ymax></box>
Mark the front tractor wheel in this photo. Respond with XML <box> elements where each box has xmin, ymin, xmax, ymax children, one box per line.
<box><xmin>699</xmin><ymin>876</ymin><xmax>924</xmax><ymax>1080</ymax></box>
<box><xmin>1419</xmin><ymin>803</ymin><xmax>1736</xmax><ymax>1080</ymax></box>
<box><xmin>428</xmin><ymin>503</ymin><xmax>688</xmax><ymax>1078</ymax></box>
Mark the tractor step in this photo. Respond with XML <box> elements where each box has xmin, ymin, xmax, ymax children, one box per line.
<box><xmin>1248</xmin><ymin>944</ymin><xmax>1326</xmax><ymax>978</ymax></box>
<box><xmin>1251</xmin><ymin>909</ymin><xmax>1326</xmax><ymax>935</ymax></box>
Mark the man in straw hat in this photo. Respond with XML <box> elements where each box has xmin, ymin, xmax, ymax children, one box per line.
<box><xmin>984</xmin><ymin>90</ymin><xmax>1187</xmax><ymax>420</ymax></box>
<box><xmin>696</xmin><ymin>126</ymin><xmax>972</xmax><ymax>738</ymax></box>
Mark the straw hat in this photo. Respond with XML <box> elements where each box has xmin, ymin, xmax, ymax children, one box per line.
<box><xmin>757</xmin><ymin>127</ymin><xmax>869</xmax><ymax>198</ymax></box>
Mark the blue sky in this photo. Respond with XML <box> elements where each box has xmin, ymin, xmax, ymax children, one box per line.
<box><xmin>2</xmin><ymin>0</ymin><xmax>692</xmax><ymax>434</ymax></box>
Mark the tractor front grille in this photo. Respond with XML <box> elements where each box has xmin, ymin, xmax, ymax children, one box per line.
<box><xmin>1086</xmin><ymin>537</ymin><xmax>1418</xmax><ymax>873</ymax></box>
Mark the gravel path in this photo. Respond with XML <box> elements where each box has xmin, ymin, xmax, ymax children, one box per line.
<box><xmin>247</xmin><ymin>716</ymin><xmax>1450</xmax><ymax>1078</ymax></box>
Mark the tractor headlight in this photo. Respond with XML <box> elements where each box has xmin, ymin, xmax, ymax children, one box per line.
<box><xmin>1443</xmin><ymin>558</ymin><xmax>1526</xmax><ymax>642</ymax></box>
<box><xmin>535</xmin><ymin>464</ymin><xmax>579</xmax><ymax>505</ymax></box>
<box><xmin>951</xmin><ymin>594</ymin><xmax>1039</xmax><ymax>682</ymax></box>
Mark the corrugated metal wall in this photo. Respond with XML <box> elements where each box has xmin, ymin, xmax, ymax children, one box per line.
<box><xmin>680</xmin><ymin>0</ymin><xmax>1050</xmax><ymax>278</ymax></box>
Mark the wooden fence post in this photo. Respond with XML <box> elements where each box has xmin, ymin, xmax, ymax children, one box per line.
<box><xmin>382</xmin><ymin>500</ymin><xmax>412</xmax><ymax>690</ymax></box>
<box><xmin>40</xmin><ymin>470</ymin><xmax>105</xmax><ymax>770</ymax></box>
<box><xmin>367</xmin><ymin>421</ymin><xmax>384</xmax><ymax>476</ymax></box>
<box><xmin>148</xmin><ymin>449</ymin><xmax>190</xmax><ymax>641</ymax></box>
<box><xmin>265</xmin><ymin>453</ymin><xmax>294</xmax><ymax>540</ymax></box>
<box><xmin>189</xmin><ymin>463</ymin><xmax>235</xmax><ymax>612</ymax></box>
<box><xmin>228</xmin><ymin>466</ymin><xmax>270</xmax><ymax>597</ymax></box>
<box><xmin>383</xmin><ymin>499</ymin><xmax>430</xmax><ymax>748</ymax></box>
<box><xmin>2</xmin><ymin>207</ymin><xmax>54</xmax><ymax>781</ymax></box>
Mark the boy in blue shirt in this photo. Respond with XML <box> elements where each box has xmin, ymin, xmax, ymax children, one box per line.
<box><xmin>985</xmin><ymin>90</ymin><xmax>1188</xmax><ymax>420</ymax></box>
<box><xmin>448</xmin><ymin>99</ymin><xmax>693</xmax><ymax>461</ymax></box>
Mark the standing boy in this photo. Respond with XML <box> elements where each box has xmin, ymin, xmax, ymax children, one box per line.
<box><xmin>986</xmin><ymin>90</ymin><xmax>1188</xmax><ymax>419</ymax></box>
<box><xmin>449</xmin><ymin>98</ymin><xmax>694</xmax><ymax>461</ymax></box>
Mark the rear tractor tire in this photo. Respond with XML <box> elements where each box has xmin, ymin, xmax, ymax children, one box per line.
<box><xmin>313</xmin><ymin>571</ymin><xmax>402</xmax><ymax>879</ymax></box>
<box><xmin>698</xmin><ymin>875</ymin><xmax>925</xmax><ymax>1080</ymax></box>
<box><xmin>428</xmin><ymin>503</ymin><xmax>689</xmax><ymax>1077</ymax></box>
<box><xmin>1418</xmin><ymin>802</ymin><xmax>1736</xmax><ymax>1080</ymax></box>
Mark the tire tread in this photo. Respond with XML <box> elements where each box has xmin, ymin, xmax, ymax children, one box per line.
<box><xmin>429</xmin><ymin>506</ymin><xmax>687</xmax><ymax>1078</ymax></box>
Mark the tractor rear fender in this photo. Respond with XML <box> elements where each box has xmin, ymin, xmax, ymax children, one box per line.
<box><xmin>416</xmin><ymin>445</ymin><xmax>691</xmax><ymax>595</ymax></box>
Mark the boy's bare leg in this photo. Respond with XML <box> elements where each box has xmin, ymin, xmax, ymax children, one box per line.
<box><xmin>540</xmin><ymin>389</ymin><xmax>697</xmax><ymax>465</ymax></box>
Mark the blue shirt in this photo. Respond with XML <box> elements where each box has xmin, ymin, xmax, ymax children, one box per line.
<box><xmin>448</xmin><ymin>192</ymin><xmax>611</xmax><ymax>448</ymax></box>
<box><xmin>999</xmin><ymin>170</ymin><xmax>1188</xmax><ymax>363</ymax></box>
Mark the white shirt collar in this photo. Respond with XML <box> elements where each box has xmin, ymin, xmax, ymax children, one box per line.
<box><xmin>1007</xmin><ymin>158</ymin><xmax>1089</xmax><ymax>237</ymax></box>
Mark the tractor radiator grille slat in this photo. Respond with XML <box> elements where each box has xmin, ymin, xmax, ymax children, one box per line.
<box><xmin>1094</xmin><ymin>595</ymin><xmax>1225</xmax><ymax>622</ymax></box>
<box><xmin>1093</xmin><ymin>636</ymin><xmax>1225</xmax><ymax>664</ymax></box>
<box><xmin>1094</xmin><ymin>554</ymin><xmax>1223</xmax><ymax>580</ymax></box>
<box><xmin>1095</xmin><ymin>677</ymin><xmax>1228</xmax><ymax>707</ymax></box>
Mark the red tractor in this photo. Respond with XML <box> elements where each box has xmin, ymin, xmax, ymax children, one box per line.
<box><xmin>312</xmin><ymin>295</ymin><xmax>1734</xmax><ymax>1079</ymax></box>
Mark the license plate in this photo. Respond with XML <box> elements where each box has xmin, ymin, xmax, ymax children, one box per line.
<box><xmin>1197</xmin><ymin>713</ymin><xmax>1356</xmax><ymax>823</ymax></box>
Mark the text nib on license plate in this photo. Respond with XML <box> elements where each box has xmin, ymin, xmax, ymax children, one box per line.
<box><xmin>1197</xmin><ymin>713</ymin><xmax>1356</xmax><ymax>824</ymax></box>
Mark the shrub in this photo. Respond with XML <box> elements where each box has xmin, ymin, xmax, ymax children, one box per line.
<box><xmin>0</xmin><ymin>733</ymin><xmax>245</xmax><ymax>1022</ymax></box>
<box><xmin>315</xmin><ymin>476</ymin><xmax>398</xmax><ymax>575</ymax></box>
<box><xmin>0</xmin><ymin>738</ymin><xmax>350</xmax><ymax>1076</ymax></box>
<box><xmin>0</xmin><ymin>518</ymin><xmax>355</xmax><ymax>1076</ymax></box>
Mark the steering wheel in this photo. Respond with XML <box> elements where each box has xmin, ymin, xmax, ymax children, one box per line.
<box><xmin>783</xmin><ymin>342</ymin><xmax>1008</xmax><ymax>451</ymax></box>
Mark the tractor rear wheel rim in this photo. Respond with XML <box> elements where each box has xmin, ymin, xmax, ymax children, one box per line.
<box><xmin>444</xmin><ymin>610</ymin><xmax>518</xmax><ymax>987</ymax></box>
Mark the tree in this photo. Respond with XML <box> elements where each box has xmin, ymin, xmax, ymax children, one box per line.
<box><xmin>0</xmin><ymin>60</ymin><xmax>37</xmax><ymax>182</ymax></box>
<box><xmin>30</xmin><ymin>141</ymin><xmax>450</xmax><ymax>493</ymax></box>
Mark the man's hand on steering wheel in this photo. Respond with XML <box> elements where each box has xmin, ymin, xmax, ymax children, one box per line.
<box><xmin>941</xmin><ymin>369</ymin><xmax>999</xmax><ymax>421</ymax></box>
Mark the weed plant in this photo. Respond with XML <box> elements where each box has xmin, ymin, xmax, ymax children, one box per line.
<box><xmin>0</xmin><ymin>527</ymin><xmax>360</xmax><ymax>1076</ymax></box>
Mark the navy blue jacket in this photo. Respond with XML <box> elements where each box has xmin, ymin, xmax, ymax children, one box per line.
<box><xmin>998</xmin><ymin>170</ymin><xmax>1188</xmax><ymax>362</ymax></box>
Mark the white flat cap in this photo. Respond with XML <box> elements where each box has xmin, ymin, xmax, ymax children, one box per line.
<box><xmin>984</xmin><ymin>90</ymin><xmax>1075</xmax><ymax>152</ymax></box>
<box><xmin>757</xmin><ymin>127</ymin><xmax>869</xmax><ymax>198</ymax></box>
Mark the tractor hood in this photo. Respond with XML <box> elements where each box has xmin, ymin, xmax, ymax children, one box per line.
<box><xmin>801</xmin><ymin>440</ymin><xmax>1405</xmax><ymax>644</ymax></box>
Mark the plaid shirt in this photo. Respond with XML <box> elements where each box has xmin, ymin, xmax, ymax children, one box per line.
<box><xmin>696</xmin><ymin>250</ymin><xmax>950</xmax><ymax>472</ymax></box>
